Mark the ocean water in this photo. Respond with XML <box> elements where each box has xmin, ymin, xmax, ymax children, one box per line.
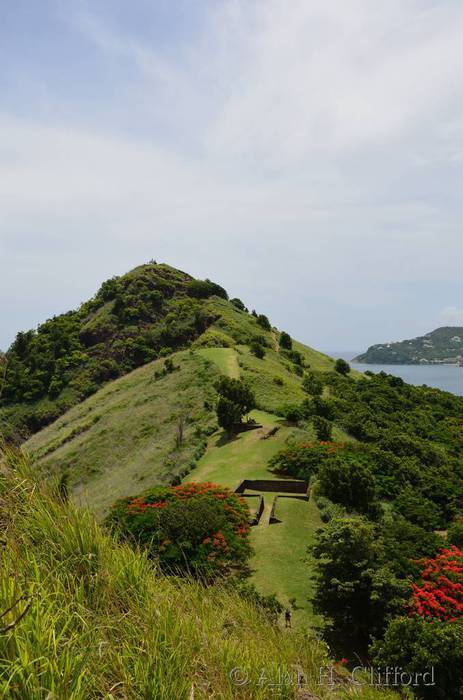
<box><xmin>328</xmin><ymin>352</ymin><xmax>463</xmax><ymax>397</ymax></box>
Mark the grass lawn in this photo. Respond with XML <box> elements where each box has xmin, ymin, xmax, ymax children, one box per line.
<box><xmin>196</xmin><ymin>347</ymin><xmax>240</xmax><ymax>378</ymax></box>
<box><xmin>187</xmin><ymin>409</ymin><xmax>325</xmax><ymax>629</ymax></box>
<box><xmin>185</xmin><ymin>410</ymin><xmax>305</xmax><ymax>489</ymax></box>
<box><xmin>250</xmin><ymin>495</ymin><xmax>324</xmax><ymax>630</ymax></box>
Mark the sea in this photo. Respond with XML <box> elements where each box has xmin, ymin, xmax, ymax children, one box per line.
<box><xmin>327</xmin><ymin>352</ymin><xmax>463</xmax><ymax>397</ymax></box>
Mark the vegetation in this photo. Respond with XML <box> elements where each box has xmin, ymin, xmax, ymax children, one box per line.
<box><xmin>106</xmin><ymin>482</ymin><xmax>252</xmax><ymax>578</ymax></box>
<box><xmin>24</xmin><ymin>351</ymin><xmax>220</xmax><ymax>517</ymax></box>
<box><xmin>311</xmin><ymin>517</ymin><xmax>408</xmax><ymax>653</ymax></box>
<box><xmin>0</xmin><ymin>446</ymin><xmax>346</xmax><ymax>700</ymax></box>
<box><xmin>0</xmin><ymin>263</ymin><xmax>226</xmax><ymax>440</ymax></box>
<box><xmin>215</xmin><ymin>377</ymin><xmax>256</xmax><ymax>432</ymax></box>
<box><xmin>279</xmin><ymin>331</ymin><xmax>292</xmax><ymax>350</ymax></box>
<box><xmin>334</xmin><ymin>358</ymin><xmax>351</xmax><ymax>375</ymax></box>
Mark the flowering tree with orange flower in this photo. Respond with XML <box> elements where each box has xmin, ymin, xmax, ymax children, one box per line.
<box><xmin>106</xmin><ymin>482</ymin><xmax>252</xmax><ymax>578</ymax></box>
<box><xmin>410</xmin><ymin>545</ymin><xmax>463</xmax><ymax>622</ymax></box>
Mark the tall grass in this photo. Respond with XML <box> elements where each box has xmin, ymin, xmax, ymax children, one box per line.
<box><xmin>0</xmin><ymin>446</ymin><xmax>397</xmax><ymax>699</ymax></box>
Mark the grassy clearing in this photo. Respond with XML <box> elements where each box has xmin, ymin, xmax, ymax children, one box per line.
<box><xmin>25</xmin><ymin>351</ymin><xmax>219</xmax><ymax>517</ymax></box>
<box><xmin>250</xmin><ymin>495</ymin><xmax>324</xmax><ymax>630</ymax></box>
<box><xmin>186</xmin><ymin>410</ymin><xmax>306</xmax><ymax>489</ymax></box>
<box><xmin>0</xmin><ymin>447</ymin><xmax>397</xmax><ymax>700</ymax></box>
<box><xmin>187</xmin><ymin>411</ymin><xmax>326</xmax><ymax>630</ymax></box>
<box><xmin>196</xmin><ymin>347</ymin><xmax>240</xmax><ymax>378</ymax></box>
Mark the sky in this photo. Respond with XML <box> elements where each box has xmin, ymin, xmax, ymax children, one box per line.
<box><xmin>1</xmin><ymin>0</ymin><xmax>463</xmax><ymax>352</ymax></box>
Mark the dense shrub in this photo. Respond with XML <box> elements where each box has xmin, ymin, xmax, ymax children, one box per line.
<box><xmin>279</xmin><ymin>332</ymin><xmax>292</xmax><ymax>350</ymax></box>
<box><xmin>256</xmin><ymin>314</ymin><xmax>271</xmax><ymax>331</ymax></box>
<box><xmin>409</xmin><ymin>545</ymin><xmax>463</xmax><ymax>622</ymax></box>
<box><xmin>187</xmin><ymin>279</ymin><xmax>228</xmax><ymax>300</ymax></box>
<box><xmin>372</xmin><ymin>617</ymin><xmax>463</xmax><ymax>699</ymax></box>
<box><xmin>106</xmin><ymin>482</ymin><xmax>251</xmax><ymax>578</ymax></box>
<box><xmin>269</xmin><ymin>441</ymin><xmax>344</xmax><ymax>479</ymax></box>
<box><xmin>230</xmin><ymin>297</ymin><xmax>246</xmax><ymax>311</ymax></box>
<box><xmin>449</xmin><ymin>519</ymin><xmax>463</xmax><ymax>549</ymax></box>
<box><xmin>318</xmin><ymin>454</ymin><xmax>379</xmax><ymax>517</ymax></box>
<box><xmin>334</xmin><ymin>358</ymin><xmax>350</xmax><ymax>376</ymax></box>
<box><xmin>302</xmin><ymin>372</ymin><xmax>323</xmax><ymax>397</ymax></box>
<box><xmin>312</xmin><ymin>517</ymin><xmax>409</xmax><ymax>652</ymax></box>
<box><xmin>313</xmin><ymin>416</ymin><xmax>332</xmax><ymax>441</ymax></box>
<box><xmin>250</xmin><ymin>340</ymin><xmax>265</xmax><ymax>358</ymax></box>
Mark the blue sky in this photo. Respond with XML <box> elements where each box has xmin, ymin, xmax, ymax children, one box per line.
<box><xmin>1</xmin><ymin>0</ymin><xmax>463</xmax><ymax>351</ymax></box>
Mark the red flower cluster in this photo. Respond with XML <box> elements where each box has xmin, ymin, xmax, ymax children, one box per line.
<box><xmin>410</xmin><ymin>545</ymin><xmax>463</xmax><ymax>622</ymax></box>
<box><xmin>202</xmin><ymin>531</ymin><xmax>228</xmax><ymax>548</ymax></box>
<box><xmin>127</xmin><ymin>496</ymin><xmax>167</xmax><ymax>513</ymax></box>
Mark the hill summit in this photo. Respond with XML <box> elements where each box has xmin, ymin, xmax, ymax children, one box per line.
<box><xmin>355</xmin><ymin>326</ymin><xmax>463</xmax><ymax>365</ymax></box>
<box><xmin>0</xmin><ymin>262</ymin><xmax>236</xmax><ymax>440</ymax></box>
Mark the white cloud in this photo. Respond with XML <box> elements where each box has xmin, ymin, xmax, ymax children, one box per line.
<box><xmin>1</xmin><ymin>1</ymin><xmax>463</xmax><ymax>349</ymax></box>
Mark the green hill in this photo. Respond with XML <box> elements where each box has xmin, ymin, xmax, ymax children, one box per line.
<box><xmin>355</xmin><ymin>326</ymin><xmax>463</xmax><ymax>364</ymax></box>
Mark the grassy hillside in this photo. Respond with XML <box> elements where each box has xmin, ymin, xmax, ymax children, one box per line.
<box><xmin>25</xmin><ymin>351</ymin><xmax>220</xmax><ymax>517</ymax></box>
<box><xmin>23</xmin><ymin>282</ymin><xmax>339</xmax><ymax>516</ymax></box>
<box><xmin>0</xmin><ymin>447</ymin><xmax>400</xmax><ymax>700</ymax></box>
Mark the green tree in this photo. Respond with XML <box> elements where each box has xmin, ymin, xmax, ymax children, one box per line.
<box><xmin>312</xmin><ymin>517</ymin><xmax>408</xmax><ymax>653</ymax></box>
<box><xmin>250</xmin><ymin>340</ymin><xmax>265</xmax><ymax>359</ymax></box>
<box><xmin>230</xmin><ymin>297</ymin><xmax>246</xmax><ymax>311</ymax></box>
<box><xmin>302</xmin><ymin>372</ymin><xmax>323</xmax><ymax>397</ymax></box>
<box><xmin>256</xmin><ymin>314</ymin><xmax>271</xmax><ymax>331</ymax></box>
<box><xmin>313</xmin><ymin>416</ymin><xmax>332</xmax><ymax>441</ymax></box>
<box><xmin>448</xmin><ymin>519</ymin><xmax>463</xmax><ymax>549</ymax></box>
<box><xmin>318</xmin><ymin>454</ymin><xmax>379</xmax><ymax>516</ymax></box>
<box><xmin>279</xmin><ymin>332</ymin><xmax>292</xmax><ymax>350</ymax></box>
<box><xmin>334</xmin><ymin>358</ymin><xmax>351</xmax><ymax>376</ymax></box>
<box><xmin>371</xmin><ymin>617</ymin><xmax>463</xmax><ymax>699</ymax></box>
<box><xmin>215</xmin><ymin>377</ymin><xmax>256</xmax><ymax>432</ymax></box>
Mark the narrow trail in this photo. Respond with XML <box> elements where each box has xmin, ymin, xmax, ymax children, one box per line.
<box><xmin>257</xmin><ymin>499</ymin><xmax>273</xmax><ymax>528</ymax></box>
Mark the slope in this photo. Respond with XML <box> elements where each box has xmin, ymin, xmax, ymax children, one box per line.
<box><xmin>0</xmin><ymin>447</ymin><xmax>399</xmax><ymax>700</ymax></box>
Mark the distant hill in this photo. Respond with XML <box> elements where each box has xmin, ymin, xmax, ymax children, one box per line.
<box><xmin>355</xmin><ymin>326</ymin><xmax>463</xmax><ymax>364</ymax></box>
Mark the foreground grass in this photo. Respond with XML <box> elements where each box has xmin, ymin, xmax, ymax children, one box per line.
<box><xmin>0</xmin><ymin>447</ymin><xmax>396</xmax><ymax>700</ymax></box>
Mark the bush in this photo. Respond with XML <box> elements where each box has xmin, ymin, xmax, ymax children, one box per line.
<box><xmin>312</xmin><ymin>517</ymin><xmax>409</xmax><ymax>652</ymax></box>
<box><xmin>409</xmin><ymin>545</ymin><xmax>463</xmax><ymax>622</ymax></box>
<box><xmin>230</xmin><ymin>297</ymin><xmax>246</xmax><ymax>311</ymax></box>
<box><xmin>313</xmin><ymin>416</ymin><xmax>332</xmax><ymax>441</ymax></box>
<box><xmin>187</xmin><ymin>279</ymin><xmax>228</xmax><ymax>300</ymax></box>
<box><xmin>318</xmin><ymin>454</ymin><xmax>379</xmax><ymax>516</ymax></box>
<box><xmin>448</xmin><ymin>519</ymin><xmax>463</xmax><ymax>549</ymax></box>
<box><xmin>334</xmin><ymin>358</ymin><xmax>351</xmax><ymax>376</ymax></box>
<box><xmin>393</xmin><ymin>486</ymin><xmax>442</xmax><ymax>530</ymax></box>
<box><xmin>302</xmin><ymin>372</ymin><xmax>323</xmax><ymax>397</ymax></box>
<box><xmin>269</xmin><ymin>441</ymin><xmax>344</xmax><ymax>479</ymax></box>
<box><xmin>256</xmin><ymin>314</ymin><xmax>271</xmax><ymax>331</ymax></box>
<box><xmin>279</xmin><ymin>332</ymin><xmax>292</xmax><ymax>350</ymax></box>
<box><xmin>250</xmin><ymin>340</ymin><xmax>265</xmax><ymax>359</ymax></box>
<box><xmin>315</xmin><ymin>495</ymin><xmax>347</xmax><ymax>523</ymax></box>
<box><xmin>278</xmin><ymin>403</ymin><xmax>303</xmax><ymax>423</ymax></box>
<box><xmin>106</xmin><ymin>482</ymin><xmax>252</xmax><ymax>578</ymax></box>
<box><xmin>372</xmin><ymin>617</ymin><xmax>463</xmax><ymax>699</ymax></box>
